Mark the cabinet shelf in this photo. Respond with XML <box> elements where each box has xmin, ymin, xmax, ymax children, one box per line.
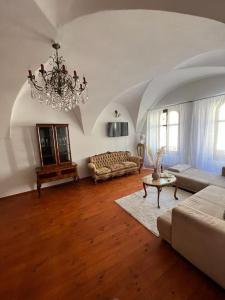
<box><xmin>36</xmin><ymin>124</ymin><xmax>79</xmax><ymax>197</ymax></box>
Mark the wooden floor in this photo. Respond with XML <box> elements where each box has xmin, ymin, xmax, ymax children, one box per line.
<box><xmin>0</xmin><ymin>169</ymin><xmax>224</xmax><ymax>300</ymax></box>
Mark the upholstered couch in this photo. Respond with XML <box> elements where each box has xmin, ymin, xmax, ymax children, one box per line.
<box><xmin>157</xmin><ymin>185</ymin><xmax>225</xmax><ymax>288</ymax></box>
<box><xmin>88</xmin><ymin>151</ymin><xmax>141</xmax><ymax>183</ymax></box>
<box><xmin>167</xmin><ymin>164</ymin><xmax>225</xmax><ymax>192</ymax></box>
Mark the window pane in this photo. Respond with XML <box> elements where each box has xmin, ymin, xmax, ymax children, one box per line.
<box><xmin>218</xmin><ymin>104</ymin><xmax>225</xmax><ymax>121</ymax></box>
<box><xmin>160</xmin><ymin>112</ymin><xmax>167</xmax><ymax>126</ymax></box>
<box><xmin>168</xmin><ymin>111</ymin><xmax>179</xmax><ymax>125</ymax></box>
<box><xmin>160</xmin><ymin>126</ymin><xmax>166</xmax><ymax>148</ymax></box>
<box><xmin>216</xmin><ymin>122</ymin><xmax>225</xmax><ymax>150</ymax></box>
<box><xmin>168</xmin><ymin>125</ymin><xmax>178</xmax><ymax>151</ymax></box>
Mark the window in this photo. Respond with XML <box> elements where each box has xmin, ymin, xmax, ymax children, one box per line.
<box><xmin>159</xmin><ymin>109</ymin><xmax>179</xmax><ymax>151</ymax></box>
<box><xmin>215</xmin><ymin>103</ymin><xmax>225</xmax><ymax>158</ymax></box>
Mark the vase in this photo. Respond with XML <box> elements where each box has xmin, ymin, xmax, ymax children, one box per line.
<box><xmin>152</xmin><ymin>168</ymin><xmax>160</xmax><ymax>180</ymax></box>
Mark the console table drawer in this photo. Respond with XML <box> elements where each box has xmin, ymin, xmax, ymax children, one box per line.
<box><xmin>36</xmin><ymin>163</ymin><xmax>79</xmax><ymax>197</ymax></box>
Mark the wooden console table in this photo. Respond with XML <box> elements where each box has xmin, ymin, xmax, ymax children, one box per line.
<box><xmin>36</xmin><ymin>162</ymin><xmax>79</xmax><ymax>197</ymax></box>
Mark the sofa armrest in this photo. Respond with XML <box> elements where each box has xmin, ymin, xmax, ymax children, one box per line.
<box><xmin>128</xmin><ymin>156</ymin><xmax>141</xmax><ymax>167</ymax></box>
<box><xmin>172</xmin><ymin>205</ymin><xmax>225</xmax><ymax>288</ymax></box>
<box><xmin>222</xmin><ymin>166</ymin><xmax>225</xmax><ymax>177</ymax></box>
<box><xmin>88</xmin><ymin>163</ymin><xmax>97</xmax><ymax>175</ymax></box>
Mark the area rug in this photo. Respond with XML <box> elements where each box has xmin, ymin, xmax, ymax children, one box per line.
<box><xmin>115</xmin><ymin>187</ymin><xmax>192</xmax><ymax>237</ymax></box>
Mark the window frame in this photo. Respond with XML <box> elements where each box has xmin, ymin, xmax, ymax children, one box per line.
<box><xmin>159</xmin><ymin>108</ymin><xmax>180</xmax><ymax>153</ymax></box>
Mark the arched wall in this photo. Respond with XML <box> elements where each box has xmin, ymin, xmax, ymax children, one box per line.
<box><xmin>3</xmin><ymin>9</ymin><xmax>225</xmax><ymax>196</ymax></box>
<box><xmin>8</xmin><ymin>10</ymin><xmax>225</xmax><ymax>138</ymax></box>
<box><xmin>156</xmin><ymin>74</ymin><xmax>225</xmax><ymax>108</ymax></box>
<box><xmin>0</xmin><ymin>85</ymin><xmax>136</xmax><ymax>198</ymax></box>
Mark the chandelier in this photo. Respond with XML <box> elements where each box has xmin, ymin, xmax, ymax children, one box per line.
<box><xmin>27</xmin><ymin>43</ymin><xmax>88</xmax><ymax>111</ymax></box>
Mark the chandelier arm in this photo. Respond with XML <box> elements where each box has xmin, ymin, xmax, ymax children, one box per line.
<box><xmin>30</xmin><ymin>79</ymin><xmax>45</xmax><ymax>91</ymax></box>
<box><xmin>27</xmin><ymin>43</ymin><xmax>88</xmax><ymax>111</ymax></box>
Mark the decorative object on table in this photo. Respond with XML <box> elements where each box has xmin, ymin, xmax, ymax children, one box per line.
<box><xmin>36</xmin><ymin>124</ymin><xmax>79</xmax><ymax>197</ymax></box>
<box><xmin>113</xmin><ymin>110</ymin><xmax>121</xmax><ymax>118</ymax></box>
<box><xmin>27</xmin><ymin>43</ymin><xmax>88</xmax><ymax>111</ymax></box>
<box><xmin>160</xmin><ymin>172</ymin><xmax>173</xmax><ymax>178</ymax></box>
<box><xmin>115</xmin><ymin>186</ymin><xmax>191</xmax><ymax>236</ymax></box>
<box><xmin>152</xmin><ymin>168</ymin><xmax>160</xmax><ymax>180</ymax></box>
<box><xmin>146</xmin><ymin>146</ymin><xmax>166</xmax><ymax>180</ymax></box>
<box><xmin>142</xmin><ymin>174</ymin><xmax>178</xmax><ymax>208</ymax></box>
<box><xmin>88</xmin><ymin>151</ymin><xmax>141</xmax><ymax>183</ymax></box>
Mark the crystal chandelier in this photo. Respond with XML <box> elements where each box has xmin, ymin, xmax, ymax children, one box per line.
<box><xmin>27</xmin><ymin>43</ymin><xmax>88</xmax><ymax>111</ymax></box>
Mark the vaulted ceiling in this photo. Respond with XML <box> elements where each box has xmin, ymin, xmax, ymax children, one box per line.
<box><xmin>34</xmin><ymin>0</ymin><xmax>225</xmax><ymax>28</ymax></box>
<box><xmin>2</xmin><ymin>0</ymin><xmax>225</xmax><ymax>137</ymax></box>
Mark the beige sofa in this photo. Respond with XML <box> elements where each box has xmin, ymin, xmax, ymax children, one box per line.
<box><xmin>167</xmin><ymin>164</ymin><xmax>225</xmax><ymax>192</ymax></box>
<box><xmin>88</xmin><ymin>151</ymin><xmax>141</xmax><ymax>183</ymax></box>
<box><xmin>157</xmin><ymin>185</ymin><xmax>225</xmax><ymax>288</ymax></box>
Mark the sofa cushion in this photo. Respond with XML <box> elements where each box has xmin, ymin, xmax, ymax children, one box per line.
<box><xmin>95</xmin><ymin>167</ymin><xmax>111</xmax><ymax>175</ymax></box>
<box><xmin>182</xmin><ymin>185</ymin><xmax>225</xmax><ymax>220</ymax></box>
<box><xmin>109</xmin><ymin>163</ymin><xmax>125</xmax><ymax>172</ymax></box>
<box><xmin>168</xmin><ymin>168</ymin><xmax>212</xmax><ymax>192</ymax></box>
<box><xmin>90</xmin><ymin>151</ymin><xmax>130</xmax><ymax>168</ymax></box>
<box><xmin>167</xmin><ymin>164</ymin><xmax>191</xmax><ymax>173</ymax></box>
<box><xmin>211</xmin><ymin>176</ymin><xmax>225</xmax><ymax>189</ymax></box>
<box><xmin>122</xmin><ymin>161</ymin><xmax>137</xmax><ymax>168</ymax></box>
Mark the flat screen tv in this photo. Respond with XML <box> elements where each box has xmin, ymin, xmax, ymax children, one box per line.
<box><xmin>107</xmin><ymin>122</ymin><xmax>128</xmax><ymax>137</ymax></box>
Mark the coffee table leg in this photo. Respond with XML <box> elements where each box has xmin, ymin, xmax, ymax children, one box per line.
<box><xmin>174</xmin><ymin>179</ymin><xmax>178</xmax><ymax>200</ymax></box>
<box><xmin>157</xmin><ymin>187</ymin><xmax>162</xmax><ymax>208</ymax></box>
<box><xmin>143</xmin><ymin>183</ymin><xmax>147</xmax><ymax>198</ymax></box>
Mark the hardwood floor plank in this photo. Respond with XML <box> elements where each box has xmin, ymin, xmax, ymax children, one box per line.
<box><xmin>0</xmin><ymin>170</ymin><xmax>224</xmax><ymax>299</ymax></box>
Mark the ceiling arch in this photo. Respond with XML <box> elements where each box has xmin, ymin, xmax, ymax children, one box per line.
<box><xmin>136</xmin><ymin>49</ymin><xmax>225</xmax><ymax>130</ymax></box>
<box><xmin>34</xmin><ymin>0</ymin><xmax>225</xmax><ymax>28</ymax></box>
<box><xmin>137</xmin><ymin>67</ymin><xmax>225</xmax><ymax>130</ymax></box>
<box><xmin>7</xmin><ymin>9</ymin><xmax>225</xmax><ymax>138</ymax></box>
<box><xmin>157</xmin><ymin>74</ymin><xmax>225</xmax><ymax>109</ymax></box>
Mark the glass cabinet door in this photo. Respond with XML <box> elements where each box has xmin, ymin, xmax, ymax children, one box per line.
<box><xmin>38</xmin><ymin>126</ymin><xmax>57</xmax><ymax>166</ymax></box>
<box><xmin>55</xmin><ymin>125</ymin><xmax>71</xmax><ymax>164</ymax></box>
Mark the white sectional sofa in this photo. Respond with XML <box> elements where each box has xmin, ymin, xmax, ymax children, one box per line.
<box><xmin>166</xmin><ymin>164</ymin><xmax>225</xmax><ymax>192</ymax></box>
<box><xmin>157</xmin><ymin>165</ymin><xmax>225</xmax><ymax>288</ymax></box>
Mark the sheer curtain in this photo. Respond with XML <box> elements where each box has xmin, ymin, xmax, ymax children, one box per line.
<box><xmin>145</xmin><ymin>103</ymin><xmax>191</xmax><ymax>167</ymax></box>
<box><xmin>145</xmin><ymin>109</ymin><xmax>160</xmax><ymax>167</ymax></box>
<box><xmin>190</xmin><ymin>95</ymin><xmax>225</xmax><ymax>174</ymax></box>
<box><xmin>163</xmin><ymin>103</ymin><xmax>191</xmax><ymax>166</ymax></box>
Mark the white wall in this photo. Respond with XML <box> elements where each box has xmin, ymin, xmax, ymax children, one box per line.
<box><xmin>2</xmin><ymin>9</ymin><xmax>225</xmax><ymax>138</ymax></box>
<box><xmin>0</xmin><ymin>89</ymin><xmax>136</xmax><ymax>198</ymax></box>
<box><xmin>155</xmin><ymin>74</ymin><xmax>225</xmax><ymax>108</ymax></box>
<box><xmin>3</xmin><ymin>8</ymin><xmax>225</xmax><ymax>198</ymax></box>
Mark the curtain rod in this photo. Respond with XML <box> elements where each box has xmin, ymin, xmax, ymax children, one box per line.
<box><xmin>148</xmin><ymin>91</ymin><xmax>225</xmax><ymax>111</ymax></box>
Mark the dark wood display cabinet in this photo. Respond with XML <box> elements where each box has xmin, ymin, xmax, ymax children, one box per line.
<box><xmin>36</xmin><ymin>124</ymin><xmax>79</xmax><ymax>197</ymax></box>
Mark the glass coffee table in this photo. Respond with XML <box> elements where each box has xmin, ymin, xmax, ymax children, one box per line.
<box><xmin>142</xmin><ymin>175</ymin><xmax>178</xmax><ymax>208</ymax></box>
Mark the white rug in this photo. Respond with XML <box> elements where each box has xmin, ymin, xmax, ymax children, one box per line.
<box><xmin>115</xmin><ymin>187</ymin><xmax>191</xmax><ymax>237</ymax></box>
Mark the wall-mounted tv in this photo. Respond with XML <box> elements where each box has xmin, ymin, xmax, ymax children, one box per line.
<box><xmin>107</xmin><ymin>122</ymin><xmax>129</xmax><ymax>137</ymax></box>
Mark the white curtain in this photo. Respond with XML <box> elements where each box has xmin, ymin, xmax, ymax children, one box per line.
<box><xmin>145</xmin><ymin>95</ymin><xmax>225</xmax><ymax>174</ymax></box>
<box><xmin>190</xmin><ymin>95</ymin><xmax>225</xmax><ymax>174</ymax></box>
<box><xmin>163</xmin><ymin>103</ymin><xmax>191</xmax><ymax>166</ymax></box>
<box><xmin>145</xmin><ymin>103</ymin><xmax>191</xmax><ymax>167</ymax></box>
<box><xmin>145</xmin><ymin>109</ymin><xmax>160</xmax><ymax>167</ymax></box>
